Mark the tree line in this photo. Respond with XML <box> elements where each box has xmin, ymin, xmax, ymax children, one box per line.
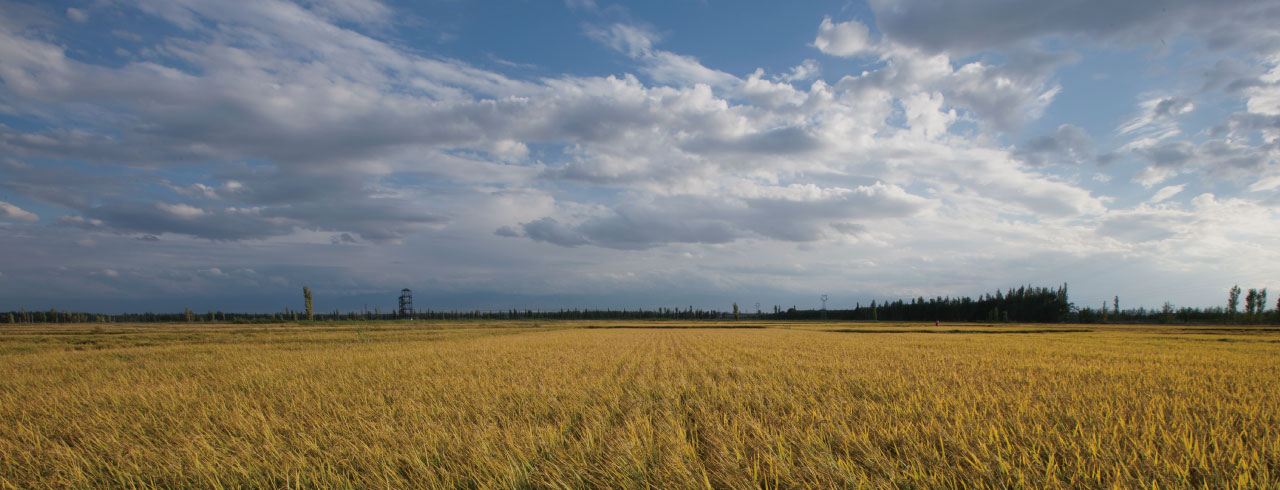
<box><xmin>1072</xmin><ymin>285</ymin><xmax>1275</xmax><ymax>324</ymax></box>
<box><xmin>3</xmin><ymin>283</ymin><xmax>1276</xmax><ymax>325</ymax></box>
<box><xmin>765</xmin><ymin>284</ymin><xmax>1072</xmax><ymax>323</ymax></box>
<box><xmin>0</xmin><ymin>306</ymin><xmax>731</xmax><ymax>324</ymax></box>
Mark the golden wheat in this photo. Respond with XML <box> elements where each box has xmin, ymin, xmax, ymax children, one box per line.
<box><xmin>0</xmin><ymin>321</ymin><xmax>1277</xmax><ymax>488</ymax></box>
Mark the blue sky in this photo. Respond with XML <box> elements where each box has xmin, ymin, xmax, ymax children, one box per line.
<box><xmin>1</xmin><ymin>0</ymin><xmax>1278</xmax><ymax>314</ymax></box>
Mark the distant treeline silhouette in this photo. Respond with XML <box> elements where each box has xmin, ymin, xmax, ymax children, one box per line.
<box><xmin>3</xmin><ymin>283</ymin><xmax>1275</xmax><ymax>324</ymax></box>
<box><xmin>0</xmin><ymin>306</ymin><xmax>730</xmax><ymax>324</ymax></box>
<box><xmin>767</xmin><ymin>284</ymin><xmax>1072</xmax><ymax>323</ymax></box>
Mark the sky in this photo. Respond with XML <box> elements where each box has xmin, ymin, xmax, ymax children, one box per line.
<box><xmin>1</xmin><ymin>0</ymin><xmax>1278</xmax><ymax>314</ymax></box>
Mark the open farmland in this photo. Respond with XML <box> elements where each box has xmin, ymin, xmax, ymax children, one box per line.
<box><xmin>1</xmin><ymin>321</ymin><xmax>1278</xmax><ymax>488</ymax></box>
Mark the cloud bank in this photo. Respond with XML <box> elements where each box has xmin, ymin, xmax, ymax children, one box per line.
<box><xmin>0</xmin><ymin>0</ymin><xmax>1276</xmax><ymax>311</ymax></box>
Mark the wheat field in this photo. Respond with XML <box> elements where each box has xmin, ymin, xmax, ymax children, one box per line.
<box><xmin>1</xmin><ymin>321</ymin><xmax>1278</xmax><ymax>488</ymax></box>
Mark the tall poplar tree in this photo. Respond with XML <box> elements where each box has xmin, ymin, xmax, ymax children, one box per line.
<box><xmin>303</xmin><ymin>286</ymin><xmax>314</xmax><ymax>321</ymax></box>
<box><xmin>1228</xmin><ymin>285</ymin><xmax>1241</xmax><ymax>317</ymax></box>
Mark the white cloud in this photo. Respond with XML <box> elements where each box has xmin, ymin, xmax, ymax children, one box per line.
<box><xmin>813</xmin><ymin>17</ymin><xmax>877</xmax><ymax>57</ymax></box>
<box><xmin>900</xmin><ymin>91</ymin><xmax>955</xmax><ymax>139</ymax></box>
<box><xmin>1250</xmin><ymin>175</ymin><xmax>1280</xmax><ymax>192</ymax></box>
<box><xmin>66</xmin><ymin>8</ymin><xmax>88</xmax><ymax>23</ymax></box>
<box><xmin>1133</xmin><ymin>165</ymin><xmax>1179</xmax><ymax>188</ymax></box>
<box><xmin>1148</xmin><ymin>184</ymin><xmax>1186</xmax><ymax>203</ymax></box>
<box><xmin>834</xmin><ymin>44</ymin><xmax>1067</xmax><ymax>132</ymax></box>
<box><xmin>199</xmin><ymin>267</ymin><xmax>225</xmax><ymax>277</ymax></box>
<box><xmin>778</xmin><ymin>59</ymin><xmax>820</xmax><ymax>82</ymax></box>
<box><xmin>0</xmin><ymin>201</ymin><xmax>38</xmax><ymax>222</ymax></box>
<box><xmin>1118</xmin><ymin>95</ymin><xmax>1194</xmax><ymax>144</ymax></box>
<box><xmin>157</xmin><ymin>202</ymin><xmax>206</xmax><ymax>219</ymax></box>
<box><xmin>305</xmin><ymin>0</ymin><xmax>392</xmax><ymax>25</ymax></box>
<box><xmin>586</xmin><ymin>23</ymin><xmax>657</xmax><ymax>58</ymax></box>
<box><xmin>586</xmin><ymin>23</ymin><xmax>737</xmax><ymax>88</ymax></box>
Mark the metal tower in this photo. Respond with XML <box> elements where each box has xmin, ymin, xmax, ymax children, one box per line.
<box><xmin>398</xmin><ymin>288</ymin><xmax>414</xmax><ymax>317</ymax></box>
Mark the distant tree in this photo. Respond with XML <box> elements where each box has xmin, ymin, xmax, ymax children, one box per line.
<box><xmin>184</xmin><ymin>308</ymin><xmax>194</xmax><ymax>323</ymax></box>
<box><xmin>1259</xmin><ymin>289</ymin><xmax>1268</xmax><ymax>316</ymax></box>
<box><xmin>304</xmin><ymin>286</ymin><xmax>314</xmax><ymax>321</ymax></box>
<box><xmin>1160</xmin><ymin>302</ymin><xmax>1174</xmax><ymax>323</ymax></box>
<box><xmin>732</xmin><ymin>302</ymin><xmax>739</xmax><ymax>320</ymax></box>
<box><xmin>1245</xmin><ymin>288</ymin><xmax>1257</xmax><ymax>316</ymax></box>
<box><xmin>1114</xmin><ymin>296</ymin><xmax>1119</xmax><ymax>317</ymax></box>
<box><xmin>1228</xmin><ymin>285</ymin><xmax>1241</xmax><ymax>317</ymax></box>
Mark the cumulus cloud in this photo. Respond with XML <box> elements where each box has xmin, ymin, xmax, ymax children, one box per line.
<box><xmin>778</xmin><ymin>59</ymin><xmax>820</xmax><ymax>82</ymax></box>
<box><xmin>834</xmin><ymin>44</ymin><xmax>1067</xmax><ymax>132</ymax></box>
<box><xmin>813</xmin><ymin>17</ymin><xmax>877</xmax><ymax>57</ymax></box>
<box><xmin>0</xmin><ymin>1</ymin><xmax>1099</xmax><ymax>247</ymax></box>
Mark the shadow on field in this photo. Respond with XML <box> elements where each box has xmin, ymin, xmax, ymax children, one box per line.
<box><xmin>826</xmin><ymin>328</ymin><xmax>1093</xmax><ymax>334</ymax></box>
